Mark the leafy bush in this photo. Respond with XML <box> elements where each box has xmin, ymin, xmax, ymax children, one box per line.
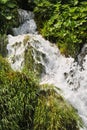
<box><xmin>34</xmin><ymin>0</ymin><xmax>87</xmax><ymax>57</ymax></box>
<box><xmin>0</xmin><ymin>0</ymin><xmax>18</xmax><ymax>34</ymax></box>
<box><xmin>0</xmin><ymin>55</ymin><xmax>12</xmax><ymax>72</ymax></box>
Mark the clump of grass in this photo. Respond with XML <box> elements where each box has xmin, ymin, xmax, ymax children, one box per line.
<box><xmin>34</xmin><ymin>84</ymin><xmax>83</xmax><ymax>130</ymax></box>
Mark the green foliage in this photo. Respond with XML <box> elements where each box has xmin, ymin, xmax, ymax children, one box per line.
<box><xmin>34</xmin><ymin>84</ymin><xmax>82</xmax><ymax>130</ymax></box>
<box><xmin>0</xmin><ymin>0</ymin><xmax>8</xmax><ymax>4</ymax></box>
<box><xmin>0</xmin><ymin>56</ymin><xmax>39</xmax><ymax>130</ymax></box>
<box><xmin>0</xmin><ymin>56</ymin><xmax>83</xmax><ymax>130</ymax></box>
<box><xmin>34</xmin><ymin>0</ymin><xmax>55</xmax><ymax>31</ymax></box>
<box><xmin>0</xmin><ymin>0</ymin><xmax>18</xmax><ymax>34</ymax></box>
<box><xmin>0</xmin><ymin>55</ymin><xmax>12</xmax><ymax>72</ymax></box>
<box><xmin>0</xmin><ymin>34</ymin><xmax>8</xmax><ymax>57</ymax></box>
<box><xmin>34</xmin><ymin>0</ymin><xmax>87</xmax><ymax>57</ymax></box>
<box><xmin>24</xmin><ymin>39</ymin><xmax>45</xmax><ymax>77</ymax></box>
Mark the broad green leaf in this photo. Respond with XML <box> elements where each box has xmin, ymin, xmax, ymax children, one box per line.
<box><xmin>6</xmin><ymin>16</ymin><xmax>12</xmax><ymax>20</ymax></box>
<box><xmin>74</xmin><ymin>0</ymin><xmax>78</xmax><ymax>6</ymax></box>
<box><xmin>70</xmin><ymin>7</ymin><xmax>77</xmax><ymax>13</ymax></box>
<box><xmin>0</xmin><ymin>0</ymin><xmax>8</xmax><ymax>4</ymax></box>
<box><xmin>7</xmin><ymin>2</ymin><xmax>16</xmax><ymax>8</ymax></box>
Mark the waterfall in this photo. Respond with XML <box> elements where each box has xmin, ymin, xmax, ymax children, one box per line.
<box><xmin>7</xmin><ymin>9</ymin><xmax>87</xmax><ymax>130</ymax></box>
<box><xmin>12</xmin><ymin>9</ymin><xmax>37</xmax><ymax>35</ymax></box>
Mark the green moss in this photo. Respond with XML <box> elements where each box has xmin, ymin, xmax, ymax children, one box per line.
<box><xmin>24</xmin><ymin>45</ymin><xmax>35</xmax><ymax>70</ymax></box>
<box><xmin>0</xmin><ymin>55</ymin><xmax>39</xmax><ymax>130</ymax></box>
<box><xmin>0</xmin><ymin>34</ymin><xmax>8</xmax><ymax>57</ymax></box>
<box><xmin>0</xmin><ymin>55</ymin><xmax>12</xmax><ymax>72</ymax></box>
<box><xmin>23</xmin><ymin>35</ymin><xmax>30</xmax><ymax>45</ymax></box>
<box><xmin>34</xmin><ymin>84</ymin><xmax>82</xmax><ymax>130</ymax></box>
<box><xmin>0</xmin><ymin>0</ymin><xmax>18</xmax><ymax>34</ymax></box>
<box><xmin>0</xmin><ymin>56</ymin><xmax>83</xmax><ymax>130</ymax></box>
<box><xmin>24</xmin><ymin>45</ymin><xmax>45</xmax><ymax>77</ymax></box>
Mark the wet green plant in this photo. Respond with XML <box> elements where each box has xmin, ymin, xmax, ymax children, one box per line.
<box><xmin>0</xmin><ymin>56</ymin><xmax>39</xmax><ymax>130</ymax></box>
<box><xmin>0</xmin><ymin>56</ymin><xmax>83</xmax><ymax>130</ymax></box>
<box><xmin>0</xmin><ymin>34</ymin><xmax>8</xmax><ymax>57</ymax></box>
<box><xmin>24</xmin><ymin>44</ymin><xmax>45</xmax><ymax>77</ymax></box>
<box><xmin>0</xmin><ymin>0</ymin><xmax>18</xmax><ymax>34</ymax></box>
<box><xmin>34</xmin><ymin>84</ymin><xmax>82</xmax><ymax>130</ymax></box>
<box><xmin>34</xmin><ymin>0</ymin><xmax>87</xmax><ymax>57</ymax></box>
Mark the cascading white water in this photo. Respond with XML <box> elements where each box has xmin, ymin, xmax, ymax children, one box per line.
<box><xmin>7</xmin><ymin>9</ymin><xmax>87</xmax><ymax>130</ymax></box>
<box><xmin>12</xmin><ymin>9</ymin><xmax>37</xmax><ymax>35</ymax></box>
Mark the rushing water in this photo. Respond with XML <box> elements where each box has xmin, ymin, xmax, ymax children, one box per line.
<box><xmin>12</xmin><ymin>9</ymin><xmax>37</xmax><ymax>35</ymax></box>
<box><xmin>7</xmin><ymin>9</ymin><xmax>87</xmax><ymax>130</ymax></box>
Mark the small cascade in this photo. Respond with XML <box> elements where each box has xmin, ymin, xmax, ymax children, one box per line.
<box><xmin>12</xmin><ymin>9</ymin><xmax>37</xmax><ymax>35</ymax></box>
<box><xmin>7</xmin><ymin>9</ymin><xmax>87</xmax><ymax>130</ymax></box>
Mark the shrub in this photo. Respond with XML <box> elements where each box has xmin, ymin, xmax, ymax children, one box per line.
<box><xmin>34</xmin><ymin>0</ymin><xmax>87</xmax><ymax>57</ymax></box>
<box><xmin>0</xmin><ymin>0</ymin><xmax>18</xmax><ymax>34</ymax></box>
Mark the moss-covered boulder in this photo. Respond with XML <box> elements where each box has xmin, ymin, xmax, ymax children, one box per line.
<box><xmin>24</xmin><ymin>43</ymin><xmax>45</xmax><ymax>77</ymax></box>
<box><xmin>34</xmin><ymin>84</ymin><xmax>82</xmax><ymax>130</ymax></box>
<box><xmin>0</xmin><ymin>56</ymin><xmax>39</xmax><ymax>130</ymax></box>
<box><xmin>0</xmin><ymin>56</ymin><xmax>83</xmax><ymax>130</ymax></box>
<box><xmin>0</xmin><ymin>34</ymin><xmax>8</xmax><ymax>57</ymax></box>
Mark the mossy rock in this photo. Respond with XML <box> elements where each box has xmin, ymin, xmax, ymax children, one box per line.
<box><xmin>34</xmin><ymin>84</ymin><xmax>82</xmax><ymax>130</ymax></box>
<box><xmin>0</xmin><ymin>55</ymin><xmax>39</xmax><ymax>130</ymax></box>
<box><xmin>24</xmin><ymin>43</ymin><xmax>45</xmax><ymax>77</ymax></box>
<box><xmin>0</xmin><ymin>34</ymin><xmax>8</xmax><ymax>57</ymax></box>
<box><xmin>0</xmin><ymin>55</ymin><xmax>12</xmax><ymax>72</ymax></box>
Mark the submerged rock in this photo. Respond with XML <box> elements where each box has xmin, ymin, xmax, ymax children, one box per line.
<box><xmin>78</xmin><ymin>44</ymin><xmax>87</xmax><ymax>68</ymax></box>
